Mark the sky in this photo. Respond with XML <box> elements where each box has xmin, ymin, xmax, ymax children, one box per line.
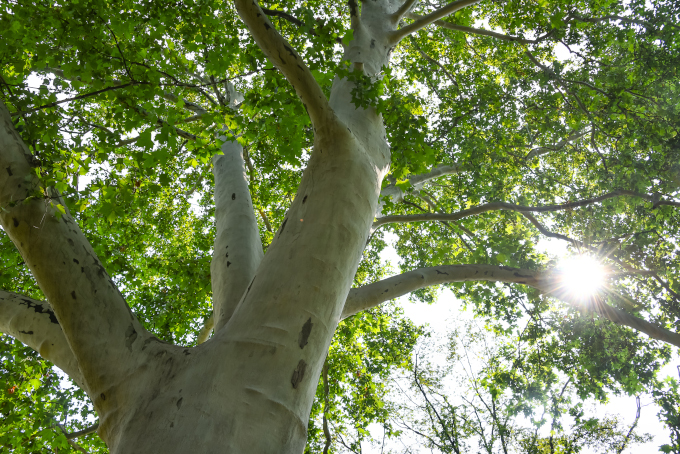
<box><xmin>367</xmin><ymin>232</ymin><xmax>678</xmax><ymax>453</ymax></box>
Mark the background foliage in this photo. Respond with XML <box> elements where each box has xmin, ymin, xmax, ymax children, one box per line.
<box><xmin>1</xmin><ymin>0</ymin><xmax>680</xmax><ymax>451</ymax></box>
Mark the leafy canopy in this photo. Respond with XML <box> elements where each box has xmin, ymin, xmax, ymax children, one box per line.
<box><xmin>1</xmin><ymin>0</ymin><xmax>680</xmax><ymax>451</ymax></box>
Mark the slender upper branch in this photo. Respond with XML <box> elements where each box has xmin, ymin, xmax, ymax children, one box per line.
<box><xmin>373</xmin><ymin>190</ymin><xmax>680</xmax><ymax>228</ymax></box>
<box><xmin>0</xmin><ymin>290</ymin><xmax>83</xmax><ymax>388</ymax></box>
<box><xmin>376</xmin><ymin>164</ymin><xmax>461</xmax><ymax>219</ymax></box>
<box><xmin>405</xmin><ymin>12</ymin><xmax>538</xmax><ymax>44</ymax></box>
<box><xmin>393</xmin><ymin>0</ymin><xmax>420</xmax><ymax>22</ymax></box>
<box><xmin>524</xmin><ymin>129</ymin><xmax>590</xmax><ymax>159</ymax></box>
<box><xmin>342</xmin><ymin>265</ymin><xmax>680</xmax><ymax>348</ymax></box>
<box><xmin>233</xmin><ymin>0</ymin><xmax>333</xmax><ymax>130</ymax></box>
<box><xmin>390</xmin><ymin>0</ymin><xmax>483</xmax><ymax>44</ymax></box>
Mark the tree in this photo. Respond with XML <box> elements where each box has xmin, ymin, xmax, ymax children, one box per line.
<box><xmin>0</xmin><ymin>0</ymin><xmax>679</xmax><ymax>452</ymax></box>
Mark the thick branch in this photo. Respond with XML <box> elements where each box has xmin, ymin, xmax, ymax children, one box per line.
<box><xmin>0</xmin><ymin>291</ymin><xmax>84</xmax><ymax>388</ymax></box>
<box><xmin>233</xmin><ymin>0</ymin><xmax>333</xmax><ymax>129</ymax></box>
<box><xmin>211</xmin><ymin>138</ymin><xmax>264</xmax><ymax>332</ymax></box>
<box><xmin>342</xmin><ymin>265</ymin><xmax>680</xmax><ymax>348</ymax></box>
<box><xmin>390</xmin><ymin>0</ymin><xmax>482</xmax><ymax>44</ymax></box>
<box><xmin>0</xmin><ymin>100</ymin><xmax>149</xmax><ymax>389</ymax></box>
<box><xmin>373</xmin><ymin>190</ymin><xmax>680</xmax><ymax>229</ymax></box>
<box><xmin>342</xmin><ymin>265</ymin><xmax>542</xmax><ymax>318</ymax></box>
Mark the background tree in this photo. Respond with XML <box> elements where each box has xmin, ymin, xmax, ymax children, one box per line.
<box><xmin>1</xmin><ymin>0</ymin><xmax>679</xmax><ymax>452</ymax></box>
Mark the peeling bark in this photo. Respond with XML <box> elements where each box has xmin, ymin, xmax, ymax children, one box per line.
<box><xmin>0</xmin><ymin>291</ymin><xmax>84</xmax><ymax>388</ymax></box>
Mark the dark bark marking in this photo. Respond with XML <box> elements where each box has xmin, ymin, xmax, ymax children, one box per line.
<box><xmin>384</xmin><ymin>289</ymin><xmax>389</xmax><ymax>293</ymax></box>
<box><xmin>279</xmin><ymin>218</ymin><xmax>288</xmax><ymax>236</ymax></box>
<box><xmin>245</xmin><ymin>276</ymin><xmax>256</xmax><ymax>298</ymax></box>
<box><xmin>225</xmin><ymin>252</ymin><xmax>229</xmax><ymax>258</ymax></box>
<box><xmin>67</xmin><ymin>238</ymin><xmax>74</xmax><ymax>246</ymax></box>
<box><xmin>100</xmin><ymin>393</ymin><xmax>106</xmax><ymax>400</ymax></box>
<box><xmin>71</xmin><ymin>291</ymin><xmax>76</xmax><ymax>299</ymax></box>
<box><xmin>514</xmin><ymin>272</ymin><xmax>533</xmax><ymax>278</ymax></box>
<box><xmin>6</xmin><ymin>166</ymin><xmax>12</xmax><ymax>176</ymax></box>
<box><xmin>227</xmin><ymin>261</ymin><xmax>232</xmax><ymax>267</ymax></box>
<box><xmin>302</xmin><ymin>195</ymin><xmax>308</xmax><ymax>204</ymax></box>
<box><xmin>125</xmin><ymin>324</ymin><xmax>138</xmax><ymax>351</ymax></box>
<box><xmin>370</xmin><ymin>39</ymin><xmax>376</xmax><ymax>48</ymax></box>
<box><xmin>264</xmin><ymin>22</ymin><xmax>271</xmax><ymax>30</ymax></box>
<box><xmin>176</xmin><ymin>397</ymin><xmax>183</xmax><ymax>410</ymax></box>
<box><xmin>284</xmin><ymin>45</ymin><xmax>296</xmax><ymax>57</ymax></box>
<box><xmin>183</xmin><ymin>349</ymin><xmax>190</xmax><ymax>355</ymax></box>
<box><xmin>12</xmin><ymin>217</ymin><xmax>19</xmax><ymax>227</ymax></box>
<box><xmin>73</xmin><ymin>258</ymin><xmax>79</xmax><ymax>264</ymax></box>
<box><xmin>291</xmin><ymin>359</ymin><xmax>307</xmax><ymax>389</ymax></box>
<box><xmin>19</xmin><ymin>330</ymin><xmax>33</xmax><ymax>335</ymax></box>
<box><xmin>232</xmin><ymin>193</ymin><xmax>236</xmax><ymax>200</ymax></box>
<box><xmin>436</xmin><ymin>270</ymin><xmax>448</xmax><ymax>275</ymax></box>
<box><xmin>298</xmin><ymin>317</ymin><xmax>313</xmax><ymax>349</ymax></box>
<box><xmin>81</xmin><ymin>267</ymin><xmax>84</xmax><ymax>273</ymax></box>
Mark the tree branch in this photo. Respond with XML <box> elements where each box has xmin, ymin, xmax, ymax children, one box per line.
<box><xmin>211</xmin><ymin>137</ymin><xmax>264</xmax><ymax>332</ymax></box>
<box><xmin>10</xmin><ymin>83</ymin><xmax>135</xmax><ymax>116</ymax></box>
<box><xmin>405</xmin><ymin>12</ymin><xmax>537</xmax><ymax>44</ymax></box>
<box><xmin>233</xmin><ymin>0</ymin><xmax>334</xmax><ymax>130</ymax></box>
<box><xmin>390</xmin><ymin>0</ymin><xmax>482</xmax><ymax>44</ymax></box>
<box><xmin>0</xmin><ymin>291</ymin><xmax>83</xmax><ymax>388</ymax></box>
<box><xmin>373</xmin><ymin>190</ymin><xmax>680</xmax><ymax>229</ymax></box>
<box><xmin>342</xmin><ymin>264</ymin><xmax>543</xmax><ymax>318</ymax></box>
<box><xmin>524</xmin><ymin>129</ymin><xmax>590</xmax><ymax>159</ymax></box>
<box><xmin>0</xmin><ymin>100</ymin><xmax>150</xmax><ymax>391</ymax></box>
<box><xmin>376</xmin><ymin>164</ymin><xmax>461</xmax><ymax>219</ymax></box>
<box><xmin>393</xmin><ymin>0</ymin><xmax>420</xmax><ymax>22</ymax></box>
<box><xmin>341</xmin><ymin>264</ymin><xmax>680</xmax><ymax>348</ymax></box>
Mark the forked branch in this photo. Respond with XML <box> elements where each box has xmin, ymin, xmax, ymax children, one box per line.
<box><xmin>390</xmin><ymin>0</ymin><xmax>482</xmax><ymax>44</ymax></box>
<box><xmin>393</xmin><ymin>0</ymin><xmax>419</xmax><ymax>22</ymax></box>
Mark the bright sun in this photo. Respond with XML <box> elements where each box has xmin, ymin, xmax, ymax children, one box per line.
<box><xmin>559</xmin><ymin>255</ymin><xmax>606</xmax><ymax>299</ymax></box>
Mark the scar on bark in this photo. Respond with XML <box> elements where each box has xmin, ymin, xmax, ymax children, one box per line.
<box><xmin>12</xmin><ymin>217</ymin><xmax>19</xmax><ymax>227</ymax></box>
<box><xmin>6</xmin><ymin>166</ymin><xmax>12</xmax><ymax>176</ymax></box>
<box><xmin>232</xmin><ymin>193</ymin><xmax>235</xmax><ymax>200</ymax></box>
<box><xmin>176</xmin><ymin>397</ymin><xmax>183</xmax><ymax>410</ymax></box>
<box><xmin>125</xmin><ymin>324</ymin><xmax>138</xmax><ymax>351</ymax></box>
<box><xmin>291</xmin><ymin>359</ymin><xmax>307</xmax><ymax>389</ymax></box>
<box><xmin>298</xmin><ymin>317</ymin><xmax>313</xmax><ymax>349</ymax></box>
<box><xmin>302</xmin><ymin>195</ymin><xmax>308</xmax><ymax>203</ymax></box>
<box><xmin>279</xmin><ymin>218</ymin><xmax>288</xmax><ymax>236</ymax></box>
<box><xmin>20</xmin><ymin>299</ymin><xmax>59</xmax><ymax>324</ymax></box>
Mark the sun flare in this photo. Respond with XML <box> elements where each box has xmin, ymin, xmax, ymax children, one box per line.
<box><xmin>559</xmin><ymin>255</ymin><xmax>606</xmax><ymax>299</ymax></box>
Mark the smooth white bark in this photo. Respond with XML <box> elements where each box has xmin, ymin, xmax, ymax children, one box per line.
<box><xmin>211</xmin><ymin>139</ymin><xmax>264</xmax><ymax>331</ymax></box>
